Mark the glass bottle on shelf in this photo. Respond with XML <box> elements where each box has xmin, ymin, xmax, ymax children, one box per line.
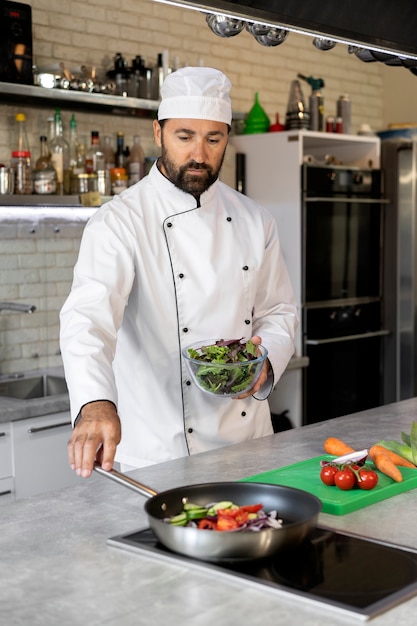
<box><xmin>85</xmin><ymin>131</ymin><xmax>105</xmax><ymax>174</ymax></box>
<box><xmin>49</xmin><ymin>108</ymin><xmax>70</xmax><ymax>194</ymax></box>
<box><xmin>115</xmin><ymin>131</ymin><xmax>127</xmax><ymax>169</ymax></box>
<box><xmin>156</xmin><ymin>52</ymin><xmax>164</xmax><ymax>99</ymax></box>
<box><xmin>128</xmin><ymin>135</ymin><xmax>145</xmax><ymax>186</ymax></box>
<box><xmin>68</xmin><ymin>113</ymin><xmax>84</xmax><ymax>176</ymax></box>
<box><xmin>47</xmin><ymin>116</ymin><xmax>55</xmax><ymax>145</ymax></box>
<box><xmin>102</xmin><ymin>135</ymin><xmax>115</xmax><ymax>170</ymax></box>
<box><xmin>114</xmin><ymin>52</ymin><xmax>128</xmax><ymax>96</ymax></box>
<box><xmin>129</xmin><ymin>56</ymin><xmax>146</xmax><ymax>98</ymax></box>
<box><xmin>11</xmin><ymin>112</ymin><xmax>33</xmax><ymax>195</ymax></box>
<box><xmin>32</xmin><ymin>135</ymin><xmax>57</xmax><ymax>195</ymax></box>
<box><xmin>35</xmin><ymin>135</ymin><xmax>51</xmax><ymax>170</ymax></box>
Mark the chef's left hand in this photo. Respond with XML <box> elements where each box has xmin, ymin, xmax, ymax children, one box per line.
<box><xmin>233</xmin><ymin>335</ymin><xmax>271</xmax><ymax>400</ymax></box>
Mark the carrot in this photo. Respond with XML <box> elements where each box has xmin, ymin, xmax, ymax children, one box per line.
<box><xmin>324</xmin><ymin>437</ymin><xmax>355</xmax><ymax>457</ymax></box>
<box><xmin>369</xmin><ymin>445</ymin><xmax>403</xmax><ymax>482</ymax></box>
<box><xmin>371</xmin><ymin>444</ymin><xmax>416</xmax><ymax>469</ymax></box>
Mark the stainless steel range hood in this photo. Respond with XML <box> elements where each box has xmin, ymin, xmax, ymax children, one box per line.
<box><xmin>154</xmin><ymin>1</ymin><xmax>417</xmax><ymax>64</ymax></box>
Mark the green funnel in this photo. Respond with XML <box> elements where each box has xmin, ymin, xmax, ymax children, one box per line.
<box><xmin>244</xmin><ymin>92</ymin><xmax>270</xmax><ymax>134</ymax></box>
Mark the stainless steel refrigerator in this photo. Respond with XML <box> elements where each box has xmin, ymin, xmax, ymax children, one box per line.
<box><xmin>381</xmin><ymin>136</ymin><xmax>417</xmax><ymax>402</ymax></box>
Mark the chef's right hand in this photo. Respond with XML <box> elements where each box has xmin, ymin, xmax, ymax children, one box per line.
<box><xmin>68</xmin><ymin>400</ymin><xmax>121</xmax><ymax>478</ymax></box>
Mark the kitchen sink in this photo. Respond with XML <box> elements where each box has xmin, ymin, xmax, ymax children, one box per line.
<box><xmin>0</xmin><ymin>375</ymin><xmax>68</xmax><ymax>400</ymax></box>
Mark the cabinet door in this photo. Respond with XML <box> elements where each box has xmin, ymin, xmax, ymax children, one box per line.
<box><xmin>12</xmin><ymin>412</ymin><xmax>82</xmax><ymax>499</ymax></box>
<box><xmin>0</xmin><ymin>423</ymin><xmax>13</xmax><ymax>478</ymax></box>
<box><xmin>0</xmin><ymin>477</ymin><xmax>15</xmax><ymax>505</ymax></box>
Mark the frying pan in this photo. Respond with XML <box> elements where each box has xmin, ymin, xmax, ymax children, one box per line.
<box><xmin>94</xmin><ymin>466</ymin><xmax>322</xmax><ymax>562</ymax></box>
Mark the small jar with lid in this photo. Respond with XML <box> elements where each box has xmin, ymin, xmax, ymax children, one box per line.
<box><xmin>12</xmin><ymin>150</ymin><xmax>33</xmax><ymax>194</ymax></box>
<box><xmin>32</xmin><ymin>168</ymin><xmax>57</xmax><ymax>195</ymax></box>
<box><xmin>110</xmin><ymin>167</ymin><xmax>128</xmax><ymax>194</ymax></box>
<box><xmin>70</xmin><ymin>172</ymin><xmax>98</xmax><ymax>195</ymax></box>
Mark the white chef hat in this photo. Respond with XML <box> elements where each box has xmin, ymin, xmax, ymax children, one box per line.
<box><xmin>158</xmin><ymin>66</ymin><xmax>232</xmax><ymax>125</ymax></box>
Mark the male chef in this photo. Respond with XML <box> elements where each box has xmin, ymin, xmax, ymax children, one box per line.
<box><xmin>60</xmin><ymin>66</ymin><xmax>298</xmax><ymax>477</ymax></box>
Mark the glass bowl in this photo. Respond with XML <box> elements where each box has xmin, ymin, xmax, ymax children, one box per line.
<box><xmin>182</xmin><ymin>339</ymin><xmax>268</xmax><ymax>398</ymax></box>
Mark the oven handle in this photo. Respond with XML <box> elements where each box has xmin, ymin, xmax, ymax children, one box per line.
<box><xmin>305</xmin><ymin>197</ymin><xmax>389</xmax><ymax>204</ymax></box>
<box><xmin>306</xmin><ymin>329</ymin><xmax>390</xmax><ymax>345</ymax></box>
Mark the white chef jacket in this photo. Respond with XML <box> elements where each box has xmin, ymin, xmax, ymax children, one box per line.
<box><xmin>60</xmin><ymin>162</ymin><xmax>298</xmax><ymax>468</ymax></box>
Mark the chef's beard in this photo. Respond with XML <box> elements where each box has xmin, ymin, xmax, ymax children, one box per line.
<box><xmin>159</xmin><ymin>145</ymin><xmax>225</xmax><ymax>196</ymax></box>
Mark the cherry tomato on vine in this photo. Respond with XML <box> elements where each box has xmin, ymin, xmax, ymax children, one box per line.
<box><xmin>357</xmin><ymin>469</ymin><xmax>378</xmax><ymax>490</ymax></box>
<box><xmin>334</xmin><ymin>468</ymin><xmax>356</xmax><ymax>490</ymax></box>
<box><xmin>320</xmin><ymin>465</ymin><xmax>338</xmax><ymax>486</ymax></box>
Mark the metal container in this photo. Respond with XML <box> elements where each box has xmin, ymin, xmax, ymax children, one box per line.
<box><xmin>33</xmin><ymin>72</ymin><xmax>70</xmax><ymax>89</ymax></box>
<box><xmin>0</xmin><ymin>167</ymin><xmax>14</xmax><ymax>194</ymax></box>
<box><xmin>70</xmin><ymin>173</ymin><xmax>98</xmax><ymax>195</ymax></box>
<box><xmin>96</xmin><ymin>169</ymin><xmax>111</xmax><ymax>196</ymax></box>
<box><xmin>337</xmin><ymin>94</ymin><xmax>351</xmax><ymax>134</ymax></box>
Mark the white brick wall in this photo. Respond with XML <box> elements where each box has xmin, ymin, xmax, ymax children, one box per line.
<box><xmin>0</xmin><ymin>0</ymin><xmax>385</xmax><ymax>163</ymax></box>
<box><xmin>0</xmin><ymin>0</ymin><xmax>388</xmax><ymax>374</ymax></box>
<box><xmin>0</xmin><ymin>209</ymin><xmax>93</xmax><ymax>374</ymax></box>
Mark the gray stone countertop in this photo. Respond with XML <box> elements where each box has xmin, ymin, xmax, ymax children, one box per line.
<box><xmin>0</xmin><ymin>357</ymin><xmax>307</xmax><ymax>424</ymax></box>
<box><xmin>2</xmin><ymin>399</ymin><xmax>417</xmax><ymax>626</ymax></box>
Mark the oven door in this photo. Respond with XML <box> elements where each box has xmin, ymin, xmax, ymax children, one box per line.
<box><xmin>303</xmin><ymin>303</ymin><xmax>389</xmax><ymax>424</ymax></box>
<box><xmin>303</xmin><ymin>196</ymin><xmax>383</xmax><ymax>303</ymax></box>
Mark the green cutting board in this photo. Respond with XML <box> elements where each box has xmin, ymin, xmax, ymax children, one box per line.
<box><xmin>241</xmin><ymin>455</ymin><xmax>417</xmax><ymax>515</ymax></box>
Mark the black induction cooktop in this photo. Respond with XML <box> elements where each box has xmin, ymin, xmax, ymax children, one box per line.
<box><xmin>108</xmin><ymin>526</ymin><xmax>417</xmax><ymax>621</ymax></box>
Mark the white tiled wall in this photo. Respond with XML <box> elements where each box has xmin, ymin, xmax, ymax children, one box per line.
<box><xmin>0</xmin><ymin>209</ymin><xmax>92</xmax><ymax>374</ymax></box>
<box><xmin>0</xmin><ymin>0</ymin><xmax>387</xmax><ymax>374</ymax></box>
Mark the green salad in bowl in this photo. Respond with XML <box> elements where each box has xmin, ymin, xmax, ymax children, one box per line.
<box><xmin>182</xmin><ymin>338</ymin><xmax>268</xmax><ymax>397</ymax></box>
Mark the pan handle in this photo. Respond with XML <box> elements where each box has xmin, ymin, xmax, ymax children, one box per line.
<box><xmin>93</xmin><ymin>464</ymin><xmax>158</xmax><ymax>498</ymax></box>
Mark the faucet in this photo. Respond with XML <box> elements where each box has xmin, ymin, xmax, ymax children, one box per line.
<box><xmin>0</xmin><ymin>302</ymin><xmax>36</xmax><ymax>313</ymax></box>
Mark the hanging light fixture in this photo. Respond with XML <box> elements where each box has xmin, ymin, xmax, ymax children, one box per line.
<box><xmin>253</xmin><ymin>27</ymin><xmax>288</xmax><ymax>47</ymax></box>
<box><xmin>152</xmin><ymin>0</ymin><xmax>417</xmax><ymax>70</ymax></box>
<box><xmin>312</xmin><ymin>38</ymin><xmax>336</xmax><ymax>51</ymax></box>
<box><xmin>245</xmin><ymin>23</ymin><xmax>288</xmax><ymax>47</ymax></box>
<box><xmin>206</xmin><ymin>13</ymin><xmax>245</xmax><ymax>37</ymax></box>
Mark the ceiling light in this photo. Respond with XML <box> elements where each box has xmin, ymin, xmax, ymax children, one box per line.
<box><xmin>206</xmin><ymin>13</ymin><xmax>245</xmax><ymax>37</ymax></box>
<box><xmin>152</xmin><ymin>0</ymin><xmax>417</xmax><ymax>66</ymax></box>
<box><xmin>312</xmin><ymin>38</ymin><xmax>336</xmax><ymax>51</ymax></box>
<box><xmin>253</xmin><ymin>27</ymin><xmax>288</xmax><ymax>48</ymax></box>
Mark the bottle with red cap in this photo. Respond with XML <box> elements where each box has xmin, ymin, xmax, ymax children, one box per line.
<box><xmin>12</xmin><ymin>112</ymin><xmax>33</xmax><ymax>194</ymax></box>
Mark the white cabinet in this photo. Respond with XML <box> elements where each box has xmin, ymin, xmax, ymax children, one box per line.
<box><xmin>0</xmin><ymin>422</ymin><xmax>14</xmax><ymax>505</ymax></box>
<box><xmin>12</xmin><ymin>412</ymin><xmax>82</xmax><ymax>499</ymax></box>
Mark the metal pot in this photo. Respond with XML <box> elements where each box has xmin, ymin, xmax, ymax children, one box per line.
<box><xmin>94</xmin><ymin>466</ymin><xmax>322</xmax><ymax>562</ymax></box>
<box><xmin>34</xmin><ymin>72</ymin><xmax>69</xmax><ymax>89</ymax></box>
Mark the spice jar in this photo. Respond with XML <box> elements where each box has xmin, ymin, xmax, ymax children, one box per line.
<box><xmin>32</xmin><ymin>168</ymin><xmax>57</xmax><ymax>195</ymax></box>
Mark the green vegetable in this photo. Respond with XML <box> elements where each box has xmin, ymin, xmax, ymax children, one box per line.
<box><xmin>186</xmin><ymin>508</ymin><xmax>209</xmax><ymax>520</ymax></box>
<box><xmin>182</xmin><ymin>502</ymin><xmax>209</xmax><ymax>519</ymax></box>
<box><xmin>207</xmin><ymin>501</ymin><xmax>235</xmax><ymax>516</ymax></box>
<box><xmin>410</xmin><ymin>422</ymin><xmax>417</xmax><ymax>465</ymax></box>
<box><xmin>169</xmin><ymin>512</ymin><xmax>188</xmax><ymax>526</ymax></box>
<box><xmin>188</xmin><ymin>338</ymin><xmax>261</xmax><ymax>395</ymax></box>
<box><xmin>375</xmin><ymin>420</ymin><xmax>417</xmax><ymax>465</ymax></box>
<box><xmin>376</xmin><ymin>439</ymin><xmax>415</xmax><ymax>464</ymax></box>
<box><xmin>401</xmin><ymin>431</ymin><xmax>411</xmax><ymax>447</ymax></box>
<box><xmin>183</xmin><ymin>502</ymin><xmax>204</xmax><ymax>511</ymax></box>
